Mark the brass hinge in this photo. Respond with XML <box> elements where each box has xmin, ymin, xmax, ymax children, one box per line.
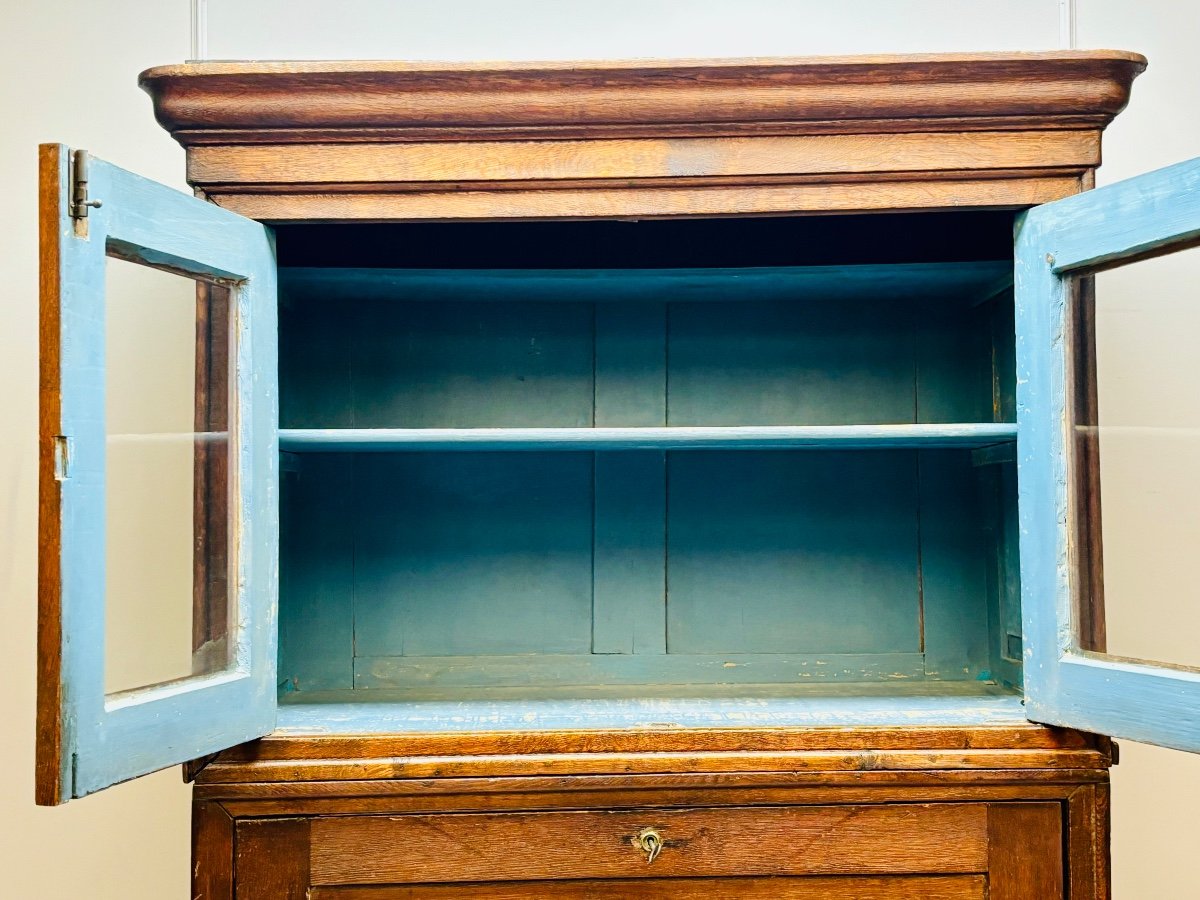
<box><xmin>69</xmin><ymin>149</ymin><xmax>102</xmax><ymax>219</ymax></box>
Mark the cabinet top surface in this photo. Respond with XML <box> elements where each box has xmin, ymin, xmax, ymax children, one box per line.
<box><xmin>140</xmin><ymin>50</ymin><xmax>1145</xmax><ymax>143</ymax></box>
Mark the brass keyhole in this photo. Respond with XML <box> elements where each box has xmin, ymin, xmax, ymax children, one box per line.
<box><xmin>635</xmin><ymin>827</ymin><xmax>663</xmax><ymax>864</ymax></box>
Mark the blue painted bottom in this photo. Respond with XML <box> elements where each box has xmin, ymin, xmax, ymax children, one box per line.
<box><xmin>274</xmin><ymin>685</ymin><xmax>1026</xmax><ymax>734</ymax></box>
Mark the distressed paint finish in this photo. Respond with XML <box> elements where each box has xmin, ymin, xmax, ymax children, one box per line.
<box><xmin>354</xmin><ymin>652</ymin><xmax>930</xmax><ymax>691</ymax></box>
<box><xmin>37</xmin><ymin>145</ymin><xmax>278</xmax><ymax>802</ymax></box>
<box><xmin>275</xmin><ymin>689</ymin><xmax>1029</xmax><ymax>734</ymax></box>
<box><xmin>1016</xmin><ymin>155</ymin><xmax>1200</xmax><ymax>751</ymax></box>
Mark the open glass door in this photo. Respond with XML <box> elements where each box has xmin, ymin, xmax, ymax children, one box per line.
<box><xmin>1016</xmin><ymin>157</ymin><xmax>1200</xmax><ymax>751</ymax></box>
<box><xmin>37</xmin><ymin>145</ymin><xmax>278</xmax><ymax>804</ymax></box>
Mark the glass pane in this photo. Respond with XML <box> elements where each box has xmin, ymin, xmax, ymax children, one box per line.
<box><xmin>104</xmin><ymin>255</ymin><xmax>235</xmax><ymax>695</ymax></box>
<box><xmin>1071</xmin><ymin>249</ymin><xmax>1200</xmax><ymax>670</ymax></box>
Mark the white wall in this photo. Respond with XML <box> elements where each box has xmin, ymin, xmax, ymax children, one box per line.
<box><xmin>1</xmin><ymin>2</ymin><xmax>1197</xmax><ymax>896</ymax></box>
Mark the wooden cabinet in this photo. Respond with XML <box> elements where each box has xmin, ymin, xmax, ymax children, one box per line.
<box><xmin>36</xmin><ymin>50</ymin><xmax>1200</xmax><ymax>896</ymax></box>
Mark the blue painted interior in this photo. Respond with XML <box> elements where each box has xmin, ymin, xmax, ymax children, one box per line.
<box><xmin>275</xmin><ymin>261</ymin><xmax>1022</xmax><ymax>712</ymax></box>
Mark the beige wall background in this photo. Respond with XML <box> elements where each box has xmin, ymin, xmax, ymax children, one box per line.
<box><xmin>2</xmin><ymin>1</ymin><xmax>1198</xmax><ymax>895</ymax></box>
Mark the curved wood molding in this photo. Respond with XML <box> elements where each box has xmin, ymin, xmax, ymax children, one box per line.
<box><xmin>141</xmin><ymin>52</ymin><xmax>1145</xmax><ymax>144</ymax></box>
<box><xmin>139</xmin><ymin>52</ymin><xmax>1146</xmax><ymax>222</ymax></box>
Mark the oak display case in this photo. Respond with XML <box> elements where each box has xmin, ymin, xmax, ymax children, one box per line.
<box><xmin>37</xmin><ymin>51</ymin><xmax>1200</xmax><ymax>897</ymax></box>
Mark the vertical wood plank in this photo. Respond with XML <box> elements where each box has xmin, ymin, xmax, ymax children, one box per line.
<box><xmin>987</xmin><ymin>803</ymin><xmax>1064</xmax><ymax>900</ymax></box>
<box><xmin>193</xmin><ymin>801</ymin><xmax>235</xmax><ymax>900</ymax></box>
<box><xmin>592</xmin><ymin>302</ymin><xmax>667</xmax><ymax>655</ymax></box>
<box><xmin>235</xmin><ymin>818</ymin><xmax>311</xmax><ymax>900</ymax></box>
<box><xmin>977</xmin><ymin>456</ymin><xmax>1023</xmax><ymax>689</ymax></box>
<box><xmin>1066</xmin><ymin>784</ymin><xmax>1110</xmax><ymax>900</ymax></box>
<box><xmin>594</xmin><ymin>302</ymin><xmax>666</xmax><ymax>427</ymax></box>
<box><xmin>915</xmin><ymin>451</ymin><xmax>989</xmax><ymax>679</ymax></box>
<box><xmin>279</xmin><ymin>454</ymin><xmax>355</xmax><ymax>691</ymax></box>
<box><xmin>592</xmin><ymin>453</ymin><xmax>667</xmax><ymax>655</ymax></box>
<box><xmin>915</xmin><ymin>297</ymin><xmax>991</xmax><ymax>424</ymax></box>
<box><xmin>36</xmin><ymin>143</ymin><xmax>67</xmax><ymax>806</ymax></box>
<box><xmin>988</xmin><ymin>290</ymin><xmax>1017</xmax><ymax>423</ymax></box>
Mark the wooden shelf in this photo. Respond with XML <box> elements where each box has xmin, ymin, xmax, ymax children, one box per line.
<box><xmin>278</xmin><ymin>423</ymin><xmax>1017</xmax><ymax>452</ymax></box>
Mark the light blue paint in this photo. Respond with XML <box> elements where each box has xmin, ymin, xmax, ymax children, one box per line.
<box><xmin>275</xmin><ymin>690</ymin><xmax>1028</xmax><ymax>734</ymax></box>
<box><xmin>1039</xmin><ymin>157</ymin><xmax>1200</xmax><ymax>274</ymax></box>
<box><xmin>354</xmin><ymin>651</ymin><xmax>929</xmax><ymax>689</ymax></box>
<box><xmin>46</xmin><ymin>146</ymin><xmax>278</xmax><ymax>799</ymax></box>
<box><xmin>278</xmin><ymin>423</ymin><xmax>1018</xmax><ymax>452</ymax></box>
<box><xmin>1017</xmin><ymin>154</ymin><xmax>1200</xmax><ymax>752</ymax></box>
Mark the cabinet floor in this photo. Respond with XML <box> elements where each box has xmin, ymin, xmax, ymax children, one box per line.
<box><xmin>274</xmin><ymin>681</ymin><xmax>1024</xmax><ymax>734</ymax></box>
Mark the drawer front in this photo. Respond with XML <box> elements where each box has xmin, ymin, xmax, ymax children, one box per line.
<box><xmin>308</xmin><ymin>874</ymin><xmax>987</xmax><ymax>899</ymax></box>
<box><xmin>309</xmin><ymin>804</ymin><xmax>988</xmax><ymax>885</ymax></box>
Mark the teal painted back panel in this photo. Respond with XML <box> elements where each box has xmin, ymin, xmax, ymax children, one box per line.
<box><xmin>275</xmin><ymin>262</ymin><xmax>1019</xmax><ymax>694</ymax></box>
<box><xmin>352</xmin><ymin>453</ymin><xmax>595</xmax><ymax>657</ymax></box>
<box><xmin>666</xmin><ymin>451</ymin><xmax>920</xmax><ymax>654</ymax></box>
<box><xmin>280</xmin><ymin>271</ymin><xmax>1008</xmax><ymax>431</ymax></box>
<box><xmin>667</xmin><ymin>300</ymin><xmax>916</xmax><ymax>425</ymax></box>
<box><xmin>281</xmin><ymin>299</ymin><xmax>594</xmax><ymax>428</ymax></box>
<box><xmin>279</xmin><ymin>447</ymin><xmax>1003</xmax><ymax>687</ymax></box>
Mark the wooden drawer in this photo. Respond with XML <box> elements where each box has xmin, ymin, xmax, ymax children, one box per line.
<box><xmin>308</xmin><ymin>875</ymin><xmax>987</xmax><ymax>899</ymax></box>
<box><xmin>310</xmin><ymin>804</ymin><xmax>987</xmax><ymax>884</ymax></box>
<box><xmin>231</xmin><ymin>802</ymin><xmax>1065</xmax><ymax>899</ymax></box>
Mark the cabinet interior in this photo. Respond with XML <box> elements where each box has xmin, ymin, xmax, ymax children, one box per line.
<box><xmin>272</xmin><ymin>212</ymin><xmax>1025</xmax><ymax>731</ymax></box>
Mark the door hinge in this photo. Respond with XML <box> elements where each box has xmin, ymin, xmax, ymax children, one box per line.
<box><xmin>53</xmin><ymin>435</ymin><xmax>70</xmax><ymax>480</ymax></box>
<box><xmin>70</xmin><ymin>149</ymin><xmax>102</xmax><ymax>219</ymax></box>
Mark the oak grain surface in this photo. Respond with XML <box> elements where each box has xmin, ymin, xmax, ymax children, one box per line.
<box><xmin>139</xmin><ymin>52</ymin><xmax>1144</xmax><ymax>139</ymax></box>
<box><xmin>987</xmin><ymin>803</ymin><xmax>1065</xmax><ymax>900</ymax></box>
<box><xmin>309</xmin><ymin>803</ymin><xmax>989</xmax><ymax>884</ymax></box>
<box><xmin>192</xmin><ymin>801</ymin><xmax>234</xmax><ymax>900</ymax></box>
<box><xmin>235</xmin><ymin>817</ymin><xmax>310</xmax><ymax>900</ymax></box>
<box><xmin>36</xmin><ymin>144</ymin><xmax>65</xmax><ymax>806</ymax></box>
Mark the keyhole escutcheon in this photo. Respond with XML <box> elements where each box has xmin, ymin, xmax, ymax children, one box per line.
<box><xmin>634</xmin><ymin>827</ymin><xmax>663</xmax><ymax>864</ymax></box>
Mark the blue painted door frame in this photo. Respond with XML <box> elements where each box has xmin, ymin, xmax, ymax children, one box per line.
<box><xmin>41</xmin><ymin>143</ymin><xmax>1200</xmax><ymax>802</ymax></box>
<box><xmin>1016</xmin><ymin>157</ymin><xmax>1200</xmax><ymax>752</ymax></box>
<box><xmin>40</xmin><ymin>146</ymin><xmax>278</xmax><ymax>801</ymax></box>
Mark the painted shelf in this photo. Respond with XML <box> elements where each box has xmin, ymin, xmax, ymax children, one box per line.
<box><xmin>278</xmin><ymin>423</ymin><xmax>1017</xmax><ymax>452</ymax></box>
<box><xmin>279</xmin><ymin>260</ymin><xmax>1013</xmax><ymax>305</ymax></box>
